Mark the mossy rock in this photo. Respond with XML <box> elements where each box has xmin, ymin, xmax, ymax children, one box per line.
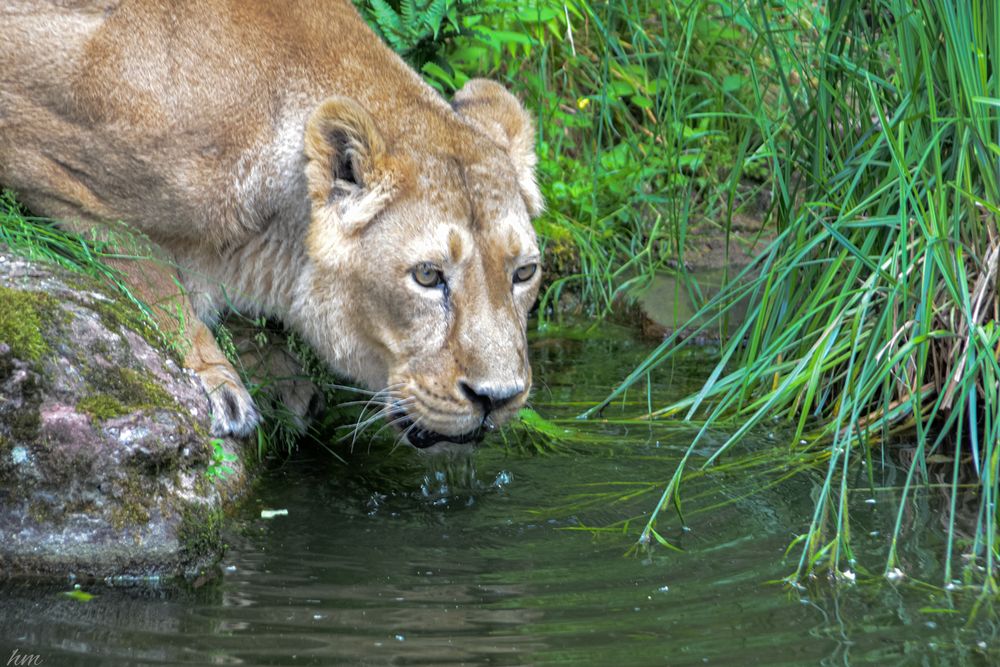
<box><xmin>0</xmin><ymin>249</ymin><xmax>256</xmax><ymax>579</ymax></box>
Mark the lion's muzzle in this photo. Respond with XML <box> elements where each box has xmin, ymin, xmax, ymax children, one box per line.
<box><xmin>390</xmin><ymin>380</ymin><xmax>526</xmax><ymax>449</ymax></box>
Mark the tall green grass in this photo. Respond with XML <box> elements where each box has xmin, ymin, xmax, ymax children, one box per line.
<box><xmin>588</xmin><ymin>0</ymin><xmax>1000</xmax><ymax>588</ymax></box>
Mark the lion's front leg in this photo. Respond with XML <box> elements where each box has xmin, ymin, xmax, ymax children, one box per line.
<box><xmin>227</xmin><ymin>323</ymin><xmax>323</xmax><ymax>436</ymax></box>
<box><xmin>186</xmin><ymin>320</ymin><xmax>261</xmax><ymax>438</ymax></box>
<box><xmin>92</xmin><ymin>240</ymin><xmax>262</xmax><ymax>438</ymax></box>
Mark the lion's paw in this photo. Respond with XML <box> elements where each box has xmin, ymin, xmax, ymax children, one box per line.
<box><xmin>197</xmin><ymin>363</ymin><xmax>260</xmax><ymax>438</ymax></box>
<box><xmin>273</xmin><ymin>375</ymin><xmax>324</xmax><ymax>435</ymax></box>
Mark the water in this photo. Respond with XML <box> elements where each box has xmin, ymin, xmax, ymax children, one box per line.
<box><xmin>1</xmin><ymin>326</ymin><xmax>997</xmax><ymax>665</ymax></box>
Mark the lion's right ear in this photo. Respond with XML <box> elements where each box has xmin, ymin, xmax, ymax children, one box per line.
<box><xmin>304</xmin><ymin>96</ymin><xmax>393</xmax><ymax>236</ymax></box>
<box><xmin>452</xmin><ymin>79</ymin><xmax>543</xmax><ymax>218</ymax></box>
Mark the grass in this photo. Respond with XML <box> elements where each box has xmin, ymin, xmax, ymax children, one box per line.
<box><xmin>0</xmin><ymin>190</ymin><xmax>179</xmax><ymax>349</ymax></box>
<box><xmin>577</xmin><ymin>0</ymin><xmax>1000</xmax><ymax>589</ymax></box>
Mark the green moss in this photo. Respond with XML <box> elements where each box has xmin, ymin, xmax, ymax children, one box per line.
<box><xmin>178</xmin><ymin>503</ymin><xmax>224</xmax><ymax>563</ymax></box>
<box><xmin>77</xmin><ymin>394</ymin><xmax>129</xmax><ymax>421</ymax></box>
<box><xmin>83</xmin><ymin>290</ymin><xmax>180</xmax><ymax>362</ymax></box>
<box><xmin>0</xmin><ymin>286</ymin><xmax>55</xmax><ymax>362</ymax></box>
<box><xmin>110</xmin><ymin>476</ymin><xmax>152</xmax><ymax>529</ymax></box>
<box><xmin>80</xmin><ymin>366</ymin><xmax>178</xmax><ymax>422</ymax></box>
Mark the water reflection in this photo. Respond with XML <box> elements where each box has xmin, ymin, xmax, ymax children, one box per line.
<box><xmin>0</xmin><ymin>329</ymin><xmax>998</xmax><ymax>665</ymax></box>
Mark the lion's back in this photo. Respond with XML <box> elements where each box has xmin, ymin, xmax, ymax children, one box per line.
<box><xmin>0</xmin><ymin>0</ymin><xmax>372</xmax><ymax>246</ymax></box>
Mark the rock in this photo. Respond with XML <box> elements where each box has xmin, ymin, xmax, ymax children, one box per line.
<box><xmin>0</xmin><ymin>248</ymin><xmax>251</xmax><ymax>580</ymax></box>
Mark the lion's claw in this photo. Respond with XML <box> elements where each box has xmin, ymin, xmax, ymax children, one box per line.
<box><xmin>197</xmin><ymin>364</ymin><xmax>260</xmax><ymax>438</ymax></box>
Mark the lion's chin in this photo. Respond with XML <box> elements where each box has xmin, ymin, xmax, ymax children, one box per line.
<box><xmin>391</xmin><ymin>412</ymin><xmax>486</xmax><ymax>449</ymax></box>
<box><xmin>399</xmin><ymin>419</ymin><xmax>485</xmax><ymax>449</ymax></box>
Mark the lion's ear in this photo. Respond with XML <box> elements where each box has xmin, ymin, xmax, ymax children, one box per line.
<box><xmin>452</xmin><ymin>79</ymin><xmax>544</xmax><ymax>217</ymax></box>
<box><xmin>304</xmin><ymin>96</ymin><xmax>393</xmax><ymax>234</ymax></box>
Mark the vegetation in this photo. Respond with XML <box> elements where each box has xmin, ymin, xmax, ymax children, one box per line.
<box><xmin>357</xmin><ymin>0</ymin><xmax>1000</xmax><ymax>589</ymax></box>
<box><xmin>550</xmin><ymin>0</ymin><xmax>995</xmax><ymax>589</ymax></box>
<box><xmin>0</xmin><ymin>0</ymin><xmax>997</xmax><ymax>594</ymax></box>
<box><xmin>356</xmin><ymin>0</ymin><xmax>777</xmax><ymax>318</ymax></box>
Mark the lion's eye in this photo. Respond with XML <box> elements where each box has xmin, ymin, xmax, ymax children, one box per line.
<box><xmin>412</xmin><ymin>262</ymin><xmax>445</xmax><ymax>288</ymax></box>
<box><xmin>513</xmin><ymin>263</ymin><xmax>537</xmax><ymax>284</ymax></box>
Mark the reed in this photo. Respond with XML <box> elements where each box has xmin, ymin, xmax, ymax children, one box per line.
<box><xmin>587</xmin><ymin>0</ymin><xmax>1000</xmax><ymax>588</ymax></box>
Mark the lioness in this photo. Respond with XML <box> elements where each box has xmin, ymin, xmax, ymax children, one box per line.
<box><xmin>0</xmin><ymin>1</ymin><xmax>542</xmax><ymax>448</ymax></box>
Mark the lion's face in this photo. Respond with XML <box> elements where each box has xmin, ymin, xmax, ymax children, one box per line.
<box><xmin>300</xmin><ymin>81</ymin><xmax>542</xmax><ymax>449</ymax></box>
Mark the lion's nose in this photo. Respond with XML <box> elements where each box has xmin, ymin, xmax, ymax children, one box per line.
<box><xmin>459</xmin><ymin>381</ymin><xmax>524</xmax><ymax>415</ymax></box>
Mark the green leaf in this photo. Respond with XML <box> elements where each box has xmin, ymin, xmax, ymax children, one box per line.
<box><xmin>513</xmin><ymin>7</ymin><xmax>559</xmax><ymax>23</ymax></box>
<box><xmin>421</xmin><ymin>61</ymin><xmax>456</xmax><ymax>89</ymax></box>
<box><xmin>517</xmin><ymin>408</ymin><xmax>567</xmax><ymax>439</ymax></box>
<box><xmin>722</xmin><ymin>74</ymin><xmax>744</xmax><ymax>93</ymax></box>
<box><xmin>629</xmin><ymin>94</ymin><xmax>653</xmax><ymax>109</ymax></box>
<box><xmin>63</xmin><ymin>589</ymin><xmax>95</xmax><ymax>602</ymax></box>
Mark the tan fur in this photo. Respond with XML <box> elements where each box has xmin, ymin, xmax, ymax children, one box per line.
<box><xmin>0</xmin><ymin>0</ymin><xmax>542</xmax><ymax>443</ymax></box>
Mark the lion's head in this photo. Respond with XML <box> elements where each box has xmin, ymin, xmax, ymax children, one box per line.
<box><xmin>296</xmin><ymin>79</ymin><xmax>542</xmax><ymax>449</ymax></box>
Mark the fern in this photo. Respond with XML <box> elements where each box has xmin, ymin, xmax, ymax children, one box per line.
<box><xmin>425</xmin><ymin>0</ymin><xmax>448</xmax><ymax>39</ymax></box>
<box><xmin>358</xmin><ymin>0</ymin><xmax>468</xmax><ymax>65</ymax></box>
<box><xmin>400</xmin><ymin>0</ymin><xmax>416</xmax><ymax>30</ymax></box>
<box><xmin>367</xmin><ymin>0</ymin><xmax>404</xmax><ymax>49</ymax></box>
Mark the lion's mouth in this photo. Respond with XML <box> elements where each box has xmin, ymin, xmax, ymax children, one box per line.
<box><xmin>391</xmin><ymin>411</ymin><xmax>486</xmax><ymax>449</ymax></box>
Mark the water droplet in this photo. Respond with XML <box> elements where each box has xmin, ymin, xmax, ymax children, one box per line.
<box><xmin>493</xmin><ymin>470</ymin><xmax>513</xmax><ymax>487</ymax></box>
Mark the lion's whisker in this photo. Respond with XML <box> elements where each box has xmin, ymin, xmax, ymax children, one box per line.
<box><xmin>341</xmin><ymin>394</ymin><xmax>416</xmax><ymax>450</ymax></box>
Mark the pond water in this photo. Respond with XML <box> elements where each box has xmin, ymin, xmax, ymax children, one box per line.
<box><xmin>0</xmin><ymin>325</ymin><xmax>997</xmax><ymax>665</ymax></box>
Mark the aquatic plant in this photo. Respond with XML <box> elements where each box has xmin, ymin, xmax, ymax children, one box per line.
<box><xmin>592</xmin><ymin>0</ymin><xmax>1000</xmax><ymax>589</ymax></box>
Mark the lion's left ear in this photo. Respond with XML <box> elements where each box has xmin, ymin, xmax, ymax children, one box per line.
<box><xmin>304</xmin><ymin>96</ymin><xmax>395</xmax><ymax>236</ymax></box>
<box><xmin>453</xmin><ymin>79</ymin><xmax>544</xmax><ymax>217</ymax></box>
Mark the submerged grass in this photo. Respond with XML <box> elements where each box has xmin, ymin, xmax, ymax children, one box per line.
<box><xmin>587</xmin><ymin>0</ymin><xmax>1000</xmax><ymax>589</ymax></box>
